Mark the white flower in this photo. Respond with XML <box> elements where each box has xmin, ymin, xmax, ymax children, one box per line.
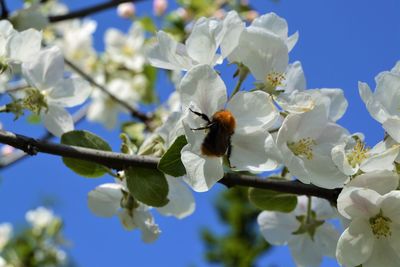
<box><xmin>26</xmin><ymin>207</ymin><xmax>56</xmax><ymax>229</ymax></box>
<box><xmin>359</xmin><ymin>61</ymin><xmax>400</xmax><ymax>142</ymax></box>
<box><xmin>274</xmin><ymin>62</ymin><xmax>348</xmax><ymax>122</ymax></box>
<box><xmin>0</xmin><ymin>223</ymin><xmax>12</xmax><ymax>251</ymax></box>
<box><xmin>258</xmin><ymin>196</ymin><xmax>339</xmax><ymax>267</ymax></box>
<box><xmin>147</xmin><ymin>11</ymin><xmax>244</xmax><ymax>71</ymax></box>
<box><xmin>276</xmin><ymin>105</ymin><xmax>349</xmax><ymax>189</ymax></box>
<box><xmin>336</xmin><ymin>188</ymin><xmax>400</xmax><ymax>267</ymax></box>
<box><xmin>21</xmin><ymin>46</ymin><xmax>91</xmax><ymax>136</ymax></box>
<box><xmin>228</xmin><ymin>12</ymin><xmax>297</xmax><ymax>84</ymax></box>
<box><xmin>105</xmin><ymin>23</ymin><xmax>146</xmax><ymax>72</ymax></box>
<box><xmin>344</xmin><ymin>170</ymin><xmax>399</xmax><ymax>195</ymax></box>
<box><xmin>179</xmin><ymin>65</ymin><xmax>281</xmax><ymax>192</ymax></box>
<box><xmin>0</xmin><ymin>20</ymin><xmax>42</xmax><ymax>72</ymax></box>
<box><xmin>332</xmin><ymin>133</ymin><xmax>400</xmax><ymax>175</ymax></box>
<box><xmin>87</xmin><ymin>182</ymin><xmax>160</xmax><ymax>243</ymax></box>
<box><xmin>87</xmin><ymin>78</ymin><xmax>139</xmax><ymax>129</ymax></box>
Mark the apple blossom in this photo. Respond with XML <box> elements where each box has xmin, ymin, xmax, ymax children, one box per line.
<box><xmin>179</xmin><ymin>65</ymin><xmax>281</xmax><ymax>192</ymax></box>
<box><xmin>147</xmin><ymin>11</ymin><xmax>244</xmax><ymax>71</ymax></box>
<box><xmin>359</xmin><ymin>61</ymin><xmax>400</xmax><ymax>142</ymax></box>
<box><xmin>20</xmin><ymin>46</ymin><xmax>91</xmax><ymax>136</ymax></box>
<box><xmin>276</xmin><ymin>105</ymin><xmax>349</xmax><ymax>189</ymax></box>
<box><xmin>337</xmin><ymin>188</ymin><xmax>400</xmax><ymax>267</ymax></box>
<box><xmin>0</xmin><ymin>223</ymin><xmax>12</xmax><ymax>251</ymax></box>
<box><xmin>332</xmin><ymin>133</ymin><xmax>400</xmax><ymax>176</ymax></box>
<box><xmin>258</xmin><ymin>196</ymin><xmax>339</xmax><ymax>267</ymax></box>
<box><xmin>26</xmin><ymin>207</ymin><xmax>57</xmax><ymax>230</ymax></box>
<box><xmin>105</xmin><ymin>23</ymin><xmax>146</xmax><ymax>72</ymax></box>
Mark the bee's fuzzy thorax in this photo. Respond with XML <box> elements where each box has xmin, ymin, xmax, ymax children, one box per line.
<box><xmin>212</xmin><ymin>110</ymin><xmax>236</xmax><ymax>134</ymax></box>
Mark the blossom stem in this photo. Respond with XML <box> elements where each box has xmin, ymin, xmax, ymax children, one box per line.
<box><xmin>0</xmin><ymin>129</ymin><xmax>342</xmax><ymax>203</ymax></box>
<box><xmin>48</xmin><ymin>0</ymin><xmax>146</xmax><ymax>23</ymax></box>
<box><xmin>306</xmin><ymin>196</ymin><xmax>312</xmax><ymax>224</ymax></box>
<box><xmin>230</xmin><ymin>66</ymin><xmax>249</xmax><ymax>99</ymax></box>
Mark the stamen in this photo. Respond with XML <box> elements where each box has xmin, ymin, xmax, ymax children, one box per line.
<box><xmin>370</xmin><ymin>210</ymin><xmax>392</xmax><ymax>239</ymax></box>
<box><xmin>287</xmin><ymin>138</ymin><xmax>316</xmax><ymax>160</ymax></box>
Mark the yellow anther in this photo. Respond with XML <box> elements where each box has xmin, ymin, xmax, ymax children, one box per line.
<box><xmin>287</xmin><ymin>138</ymin><xmax>316</xmax><ymax>160</ymax></box>
<box><xmin>347</xmin><ymin>139</ymin><xmax>369</xmax><ymax>168</ymax></box>
<box><xmin>370</xmin><ymin>211</ymin><xmax>392</xmax><ymax>239</ymax></box>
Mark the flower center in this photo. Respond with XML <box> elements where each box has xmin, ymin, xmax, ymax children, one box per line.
<box><xmin>347</xmin><ymin>139</ymin><xmax>369</xmax><ymax>168</ymax></box>
<box><xmin>265</xmin><ymin>72</ymin><xmax>285</xmax><ymax>90</ymax></box>
<box><xmin>23</xmin><ymin>88</ymin><xmax>48</xmax><ymax>115</ymax></box>
<box><xmin>370</xmin><ymin>210</ymin><xmax>392</xmax><ymax>239</ymax></box>
<box><xmin>287</xmin><ymin>138</ymin><xmax>316</xmax><ymax>160</ymax></box>
<box><xmin>122</xmin><ymin>45</ymin><xmax>135</xmax><ymax>57</ymax></box>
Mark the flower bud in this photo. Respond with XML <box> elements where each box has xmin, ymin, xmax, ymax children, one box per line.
<box><xmin>153</xmin><ymin>0</ymin><xmax>168</xmax><ymax>16</ymax></box>
<box><xmin>117</xmin><ymin>2</ymin><xmax>136</xmax><ymax>18</ymax></box>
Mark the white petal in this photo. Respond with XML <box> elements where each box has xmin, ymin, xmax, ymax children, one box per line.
<box><xmin>147</xmin><ymin>31</ymin><xmax>193</xmax><ymax>71</ymax></box>
<box><xmin>220</xmin><ymin>11</ymin><xmax>245</xmax><ymax>58</ymax></box>
<box><xmin>229</xmin><ymin>27</ymin><xmax>288</xmax><ymax>81</ymax></box>
<box><xmin>281</xmin><ymin>61</ymin><xmax>306</xmax><ymax>93</ymax></box>
<box><xmin>48</xmin><ymin>77</ymin><xmax>91</xmax><ymax>107</ymax></box>
<box><xmin>132</xmin><ymin>206</ymin><xmax>161</xmax><ymax>243</ymax></box>
<box><xmin>332</xmin><ymin>141</ymin><xmax>357</xmax><ymax>175</ymax></box>
<box><xmin>41</xmin><ymin>105</ymin><xmax>74</xmax><ymax>137</ymax></box>
<box><xmin>185</xmin><ymin>17</ymin><xmax>221</xmax><ymax>65</ymax></box>
<box><xmin>288</xmin><ymin>234</ymin><xmax>322</xmax><ymax>267</ymax></box>
<box><xmin>336</xmin><ymin>218</ymin><xmax>375</xmax><ymax>267</ymax></box>
<box><xmin>287</xmin><ymin>31</ymin><xmax>299</xmax><ymax>52</ymax></box>
<box><xmin>87</xmin><ymin>183</ymin><xmax>123</xmax><ymax>217</ymax></box>
<box><xmin>181</xmin><ymin>145</ymin><xmax>224</xmax><ymax>192</ymax></box>
<box><xmin>388</xmin><ymin>223</ymin><xmax>400</xmax><ymax>256</ymax></box>
<box><xmin>364</xmin><ymin>238</ymin><xmax>400</xmax><ymax>267</ymax></box>
<box><xmin>231</xmin><ymin>130</ymin><xmax>281</xmax><ymax>172</ymax></box>
<box><xmin>383</xmin><ymin>118</ymin><xmax>400</xmax><ymax>143</ymax></box>
<box><xmin>314</xmin><ymin>223</ymin><xmax>340</xmax><ymax>258</ymax></box>
<box><xmin>156</xmin><ymin>176</ymin><xmax>195</xmax><ymax>219</ymax></box>
<box><xmin>7</xmin><ymin>28</ymin><xmax>42</xmax><ymax>63</ymax></box>
<box><xmin>179</xmin><ymin>64</ymin><xmax>227</xmax><ymax>117</ymax></box>
<box><xmin>227</xmin><ymin>91</ymin><xmax>278</xmax><ymax>132</ymax></box>
<box><xmin>337</xmin><ymin>187</ymin><xmax>380</xmax><ymax>220</ymax></box>
<box><xmin>257</xmin><ymin>211</ymin><xmax>299</xmax><ymax>245</ymax></box>
<box><xmin>22</xmin><ymin>46</ymin><xmax>64</xmax><ymax>90</ymax></box>
<box><xmin>358</xmin><ymin>81</ymin><xmax>388</xmax><ymax>123</ymax></box>
<box><xmin>347</xmin><ymin>170</ymin><xmax>399</xmax><ymax>195</ymax></box>
<box><xmin>380</xmin><ymin>190</ymin><xmax>400</xmax><ymax>224</ymax></box>
<box><xmin>314</xmin><ymin>88</ymin><xmax>348</xmax><ymax>122</ymax></box>
<box><xmin>251</xmin><ymin>12</ymin><xmax>288</xmax><ymax>41</ymax></box>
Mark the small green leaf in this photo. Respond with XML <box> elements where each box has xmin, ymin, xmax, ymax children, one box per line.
<box><xmin>27</xmin><ymin>114</ymin><xmax>41</xmax><ymax>124</ymax></box>
<box><xmin>248</xmin><ymin>188</ymin><xmax>297</xmax><ymax>213</ymax></box>
<box><xmin>139</xmin><ymin>17</ymin><xmax>157</xmax><ymax>33</ymax></box>
<box><xmin>158</xmin><ymin>135</ymin><xmax>187</xmax><ymax>177</ymax></box>
<box><xmin>61</xmin><ymin>130</ymin><xmax>112</xmax><ymax>178</ymax></box>
<box><xmin>125</xmin><ymin>166</ymin><xmax>169</xmax><ymax>207</ymax></box>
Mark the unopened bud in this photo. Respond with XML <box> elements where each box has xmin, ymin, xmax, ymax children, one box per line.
<box><xmin>117</xmin><ymin>2</ymin><xmax>136</xmax><ymax>18</ymax></box>
<box><xmin>153</xmin><ymin>0</ymin><xmax>168</xmax><ymax>16</ymax></box>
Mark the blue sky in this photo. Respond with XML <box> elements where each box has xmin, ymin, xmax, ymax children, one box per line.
<box><xmin>1</xmin><ymin>0</ymin><xmax>400</xmax><ymax>266</ymax></box>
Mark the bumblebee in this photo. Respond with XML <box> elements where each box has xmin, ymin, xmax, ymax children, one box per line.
<box><xmin>190</xmin><ymin>108</ymin><xmax>236</xmax><ymax>166</ymax></box>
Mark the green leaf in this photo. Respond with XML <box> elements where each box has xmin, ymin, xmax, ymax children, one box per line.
<box><xmin>139</xmin><ymin>17</ymin><xmax>157</xmax><ymax>33</ymax></box>
<box><xmin>141</xmin><ymin>65</ymin><xmax>158</xmax><ymax>104</ymax></box>
<box><xmin>61</xmin><ymin>130</ymin><xmax>112</xmax><ymax>178</ymax></box>
<box><xmin>248</xmin><ymin>188</ymin><xmax>297</xmax><ymax>213</ymax></box>
<box><xmin>125</xmin><ymin>166</ymin><xmax>169</xmax><ymax>207</ymax></box>
<box><xmin>158</xmin><ymin>135</ymin><xmax>187</xmax><ymax>177</ymax></box>
<box><xmin>27</xmin><ymin>114</ymin><xmax>41</xmax><ymax>124</ymax></box>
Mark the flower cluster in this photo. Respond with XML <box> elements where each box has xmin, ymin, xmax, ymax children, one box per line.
<box><xmin>146</xmin><ymin>9</ymin><xmax>400</xmax><ymax>266</ymax></box>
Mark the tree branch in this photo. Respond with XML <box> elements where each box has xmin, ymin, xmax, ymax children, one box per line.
<box><xmin>64</xmin><ymin>58</ymin><xmax>154</xmax><ymax>128</ymax></box>
<box><xmin>0</xmin><ymin>129</ymin><xmax>341</xmax><ymax>203</ymax></box>
<box><xmin>48</xmin><ymin>0</ymin><xmax>144</xmax><ymax>23</ymax></box>
<box><xmin>0</xmin><ymin>105</ymin><xmax>88</xmax><ymax>169</ymax></box>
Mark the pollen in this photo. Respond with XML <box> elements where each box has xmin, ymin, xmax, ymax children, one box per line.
<box><xmin>122</xmin><ymin>45</ymin><xmax>135</xmax><ymax>56</ymax></box>
<box><xmin>265</xmin><ymin>72</ymin><xmax>285</xmax><ymax>89</ymax></box>
<box><xmin>287</xmin><ymin>137</ymin><xmax>316</xmax><ymax>160</ymax></box>
<box><xmin>346</xmin><ymin>139</ymin><xmax>369</xmax><ymax>168</ymax></box>
<box><xmin>370</xmin><ymin>210</ymin><xmax>392</xmax><ymax>239</ymax></box>
<box><xmin>22</xmin><ymin>88</ymin><xmax>48</xmax><ymax>115</ymax></box>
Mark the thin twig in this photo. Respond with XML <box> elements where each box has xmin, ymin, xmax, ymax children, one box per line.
<box><xmin>0</xmin><ymin>129</ymin><xmax>341</xmax><ymax>203</ymax></box>
<box><xmin>64</xmin><ymin>58</ymin><xmax>154</xmax><ymax>127</ymax></box>
<box><xmin>48</xmin><ymin>0</ymin><xmax>144</xmax><ymax>23</ymax></box>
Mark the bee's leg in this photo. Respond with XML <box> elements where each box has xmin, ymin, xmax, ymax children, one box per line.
<box><xmin>227</xmin><ymin>141</ymin><xmax>235</xmax><ymax>168</ymax></box>
<box><xmin>189</xmin><ymin>108</ymin><xmax>211</xmax><ymax>123</ymax></box>
<box><xmin>190</xmin><ymin>123</ymin><xmax>214</xmax><ymax>131</ymax></box>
